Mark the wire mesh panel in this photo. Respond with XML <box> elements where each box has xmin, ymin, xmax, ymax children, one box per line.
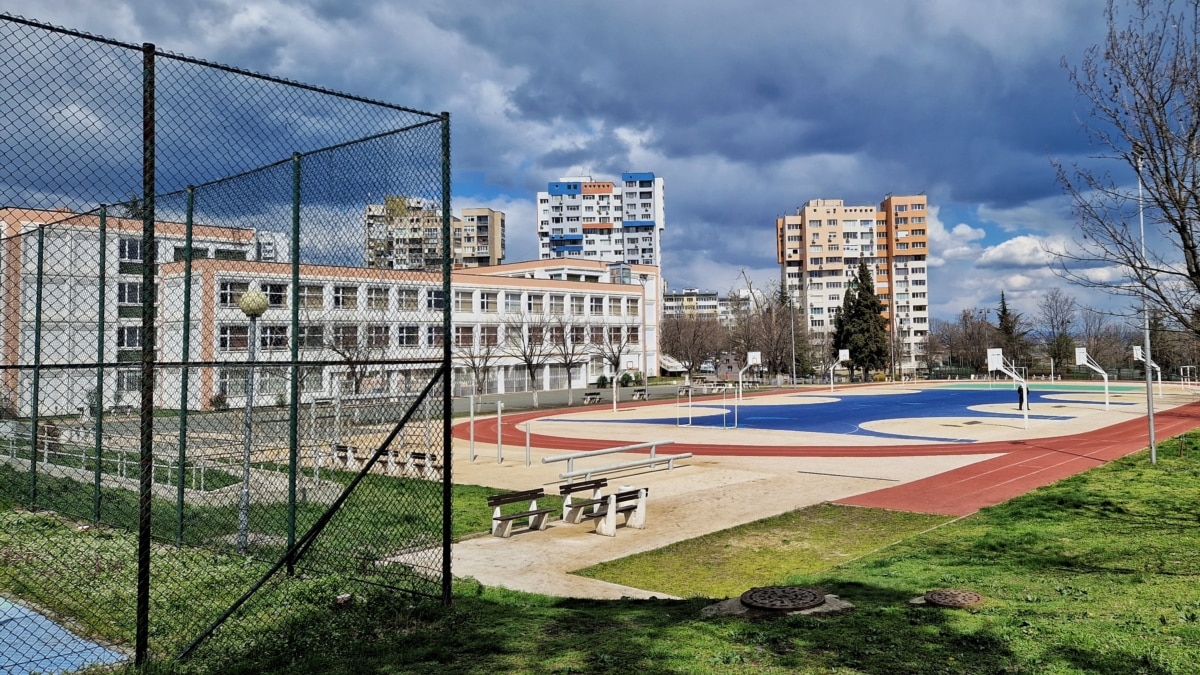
<box><xmin>0</xmin><ymin>13</ymin><xmax>451</xmax><ymax>670</ymax></box>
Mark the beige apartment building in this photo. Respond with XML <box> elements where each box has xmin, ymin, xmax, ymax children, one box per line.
<box><xmin>776</xmin><ymin>195</ymin><xmax>930</xmax><ymax>376</ymax></box>
<box><xmin>364</xmin><ymin>199</ymin><xmax>506</xmax><ymax>271</ymax></box>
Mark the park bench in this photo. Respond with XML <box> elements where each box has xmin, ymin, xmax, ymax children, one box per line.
<box><xmin>558</xmin><ymin>478</ymin><xmax>609</xmax><ymax>523</ymax></box>
<box><xmin>632</xmin><ymin>387</ymin><xmax>648</xmax><ymax>401</ymax></box>
<box><xmin>405</xmin><ymin>451</ymin><xmax>442</xmax><ymax>480</ymax></box>
<box><xmin>582</xmin><ymin>391</ymin><xmax>602</xmax><ymax>404</ymax></box>
<box><xmin>331</xmin><ymin>443</ymin><xmax>359</xmax><ymax>470</ymax></box>
<box><xmin>584</xmin><ymin>486</ymin><xmax>648</xmax><ymax>537</ymax></box>
<box><xmin>487</xmin><ymin>488</ymin><xmax>554</xmax><ymax>538</ymax></box>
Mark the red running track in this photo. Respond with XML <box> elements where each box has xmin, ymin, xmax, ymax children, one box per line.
<box><xmin>453</xmin><ymin>398</ymin><xmax>1200</xmax><ymax>516</ymax></box>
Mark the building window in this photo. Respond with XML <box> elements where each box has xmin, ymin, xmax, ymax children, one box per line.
<box><xmin>609</xmin><ymin>297</ymin><xmax>621</xmax><ymax>316</ymax></box>
<box><xmin>116</xmin><ymin>370</ymin><xmax>140</xmax><ymax>393</ymax></box>
<box><xmin>366</xmin><ymin>325</ymin><xmax>390</xmax><ymax>348</ymax></box>
<box><xmin>332</xmin><ymin>325</ymin><xmax>358</xmax><ymax>349</ymax></box>
<box><xmin>504</xmin><ymin>292</ymin><xmax>521</xmax><ymax>313</ymax></box>
<box><xmin>219</xmin><ymin>281</ymin><xmax>249</xmax><ymax>307</ymax></box>
<box><xmin>117</xmin><ymin>282</ymin><xmax>141</xmax><ymax>305</ymax></box>
<box><xmin>589</xmin><ymin>297</ymin><xmax>603</xmax><ymax>315</ymax></box>
<box><xmin>480</xmin><ymin>292</ymin><xmax>498</xmax><ymax>313</ymax></box>
<box><xmin>367</xmin><ymin>286</ymin><xmax>389</xmax><ymax>310</ymax></box>
<box><xmin>333</xmin><ymin>286</ymin><xmax>358</xmax><ymax>309</ymax></box>
<box><xmin>572</xmin><ymin>296</ymin><xmax>585</xmax><ymax>315</ymax></box>
<box><xmin>590</xmin><ymin>326</ymin><xmax>604</xmax><ymax>344</ymax></box>
<box><xmin>261</xmin><ymin>283</ymin><xmax>287</xmax><ymax>307</ymax></box>
<box><xmin>397</xmin><ymin>289</ymin><xmax>418</xmax><ymax>310</ymax></box>
<box><xmin>260</xmin><ymin>325</ymin><xmax>288</xmax><ymax>351</ymax></box>
<box><xmin>219</xmin><ymin>325</ymin><xmax>249</xmax><ymax>351</ymax></box>
<box><xmin>627</xmin><ymin>298</ymin><xmax>639</xmax><ymax>317</ymax></box>
<box><xmin>298</xmin><ymin>325</ymin><xmax>324</xmax><ymax>350</ymax></box>
<box><xmin>549</xmin><ymin>295</ymin><xmax>565</xmax><ymax>315</ymax></box>
<box><xmin>480</xmin><ymin>325</ymin><xmax>499</xmax><ymax>346</ymax></box>
<box><xmin>527</xmin><ymin>294</ymin><xmax>544</xmax><ymax>314</ymax></box>
<box><xmin>571</xmin><ymin>326</ymin><xmax>585</xmax><ymax>344</ymax></box>
<box><xmin>426</xmin><ymin>289</ymin><xmax>445</xmax><ymax>310</ymax></box>
<box><xmin>629</xmin><ymin>327</ymin><xmax>640</xmax><ymax>344</ymax></box>
<box><xmin>118</xmin><ymin>238</ymin><xmax>143</xmax><ymax>261</ymax></box>
<box><xmin>397</xmin><ymin>325</ymin><xmax>418</xmax><ymax>346</ymax></box>
<box><xmin>426</xmin><ymin>326</ymin><xmax>444</xmax><ymax>346</ymax></box>
<box><xmin>455</xmin><ymin>291</ymin><xmax>473</xmax><ymax>312</ymax></box>
<box><xmin>455</xmin><ymin>326</ymin><xmax>474</xmax><ymax>347</ymax></box>
<box><xmin>299</xmin><ymin>285</ymin><xmax>323</xmax><ymax>309</ymax></box>
<box><xmin>117</xmin><ymin>326</ymin><xmax>142</xmax><ymax>348</ymax></box>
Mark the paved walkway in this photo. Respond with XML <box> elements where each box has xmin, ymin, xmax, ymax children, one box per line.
<box><xmin>428</xmin><ymin>383</ymin><xmax>1200</xmax><ymax>599</ymax></box>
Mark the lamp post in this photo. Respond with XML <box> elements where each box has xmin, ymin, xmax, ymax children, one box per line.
<box><xmin>236</xmin><ymin>290</ymin><xmax>268</xmax><ymax>553</ymax></box>
<box><xmin>638</xmin><ymin>273</ymin><xmax>649</xmax><ymax>381</ymax></box>
<box><xmin>789</xmin><ymin>294</ymin><xmax>797</xmax><ymax>387</ymax></box>
<box><xmin>1137</xmin><ymin>153</ymin><xmax>1157</xmax><ymax>464</ymax></box>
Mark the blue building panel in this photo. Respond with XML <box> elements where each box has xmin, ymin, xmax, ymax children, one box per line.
<box><xmin>621</xmin><ymin>172</ymin><xmax>655</xmax><ymax>182</ymax></box>
<box><xmin>551</xmin><ymin>245</ymin><xmax>584</xmax><ymax>253</ymax></box>
<box><xmin>548</xmin><ymin>234</ymin><xmax>583</xmax><ymax>243</ymax></box>
<box><xmin>547</xmin><ymin>182</ymin><xmax>582</xmax><ymax>196</ymax></box>
<box><xmin>621</xmin><ymin>220</ymin><xmax>656</xmax><ymax>228</ymax></box>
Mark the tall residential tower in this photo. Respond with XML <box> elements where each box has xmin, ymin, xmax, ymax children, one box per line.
<box><xmin>776</xmin><ymin>195</ymin><xmax>930</xmax><ymax>376</ymax></box>
<box><xmin>536</xmin><ymin>173</ymin><xmax>665</xmax><ymax>266</ymax></box>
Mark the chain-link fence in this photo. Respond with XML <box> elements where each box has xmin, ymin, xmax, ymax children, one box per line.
<box><xmin>0</xmin><ymin>13</ymin><xmax>451</xmax><ymax>671</ymax></box>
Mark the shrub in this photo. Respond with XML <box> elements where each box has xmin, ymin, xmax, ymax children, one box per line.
<box><xmin>619</xmin><ymin>373</ymin><xmax>633</xmax><ymax>387</ymax></box>
<box><xmin>209</xmin><ymin>393</ymin><xmax>229</xmax><ymax>411</ymax></box>
<box><xmin>595</xmin><ymin>375</ymin><xmax>609</xmax><ymax>389</ymax></box>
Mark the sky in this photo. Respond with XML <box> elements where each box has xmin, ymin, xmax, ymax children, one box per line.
<box><xmin>3</xmin><ymin>0</ymin><xmax>1139</xmax><ymax>323</ymax></box>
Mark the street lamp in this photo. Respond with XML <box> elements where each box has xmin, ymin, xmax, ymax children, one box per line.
<box><xmin>1136</xmin><ymin>153</ymin><xmax>1157</xmax><ymax>464</ymax></box>
<box><xmin>236</xmin><ymin>289</ymin><xmax>268</xmax><ymax>553</ymax></box>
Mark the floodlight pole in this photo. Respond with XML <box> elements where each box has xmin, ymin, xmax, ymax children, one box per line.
<box><xmin>1138</xmin><ymin>153</ymin><xmax>1157</xmax><ymax>464</ymax></box>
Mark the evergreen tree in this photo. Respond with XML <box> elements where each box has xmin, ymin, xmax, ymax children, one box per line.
<box><xmin>996</xmin><ymin>291</ymin><xmax>1030</xmax><ymax>362</ymax></box>
<box><xmin>832</xmin><ymin>282</ymin><xmax>856</xmax><ymax>381</ymax></box>
<box><xmin>846</xmin><ymin>259</ymin><xmax>889</xmax><ymax>380</ymax></box>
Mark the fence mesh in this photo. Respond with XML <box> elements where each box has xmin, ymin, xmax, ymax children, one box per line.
<box><xmin>0</xmin><ymin>13</ymin><xmax>451</xmax><ymax>671</ymax></box>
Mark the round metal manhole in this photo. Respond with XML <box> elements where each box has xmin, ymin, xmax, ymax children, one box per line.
<box><xmin>739</xmin><ymin>586</ymin><xmax>826</xmax><ymax>611</ymax></box>
<box><xmin>924</xmin><ymin>589</ymin><xmax>983</xmax><ymax>608</ymax></box>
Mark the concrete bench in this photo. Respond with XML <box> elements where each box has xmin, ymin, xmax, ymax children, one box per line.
<box><xmin>331</xmin><ymin>444</ymin><xmax>359</xmax><ymax>470</ymax></box>
<box><xmin>582</xmin><ymin>391</ymin><xmax>602</xmax><ymax>404</ymax></box>
<box><xmin>405</xmin><ymin>451</ymin><xmax>442</xmax><ymax>480</ymax></box>
<box><xmin>487</xmin><ymin>488</ymin><xmax>554</xmax><ymax>538</ymax></box>
<box><xmin>584</xmin><ymin>487</ymin><xmax>648</xmax><ymax>537</ymax></box>
<box><xmin>558</xmin><ymin>478</ymin><xmax>609</xmax><ymax>524</ymax></box>
<box><xmin>632</xmin><ymin>387</ymin><xmax>648</xmax><ymax>401</ymax></box>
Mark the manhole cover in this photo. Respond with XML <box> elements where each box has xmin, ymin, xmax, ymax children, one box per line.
<box><xmin>924</xmin><ymin>589</ymin><xmax>983</xmax><ymax>608</ymax></box>
<box><xmin>740</xmin><ymin>586</ymin><xmax>826</xmax><ymax>611</ymax></box>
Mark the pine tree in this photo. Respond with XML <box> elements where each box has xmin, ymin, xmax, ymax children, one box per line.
<box><xmin>996</xmin><ymin>291</ymin><xmax>1030</xmax><ymax>362</ymax></box>
<box><xmin>832</xmin><ymin>282</ymin><xmax>856</xmax><ymax>381</ymax></box>
<box><xmin>846</xmin><ymin>259</ymin><xmax>889</xmax><ymax>380</ymax></box>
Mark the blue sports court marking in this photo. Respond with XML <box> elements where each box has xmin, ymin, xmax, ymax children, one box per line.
<box><xmin>555</xmin><ymin>386</ymin><xmax>1131</xmax><ymax>443</ymax></box>
<box><xmin>1</xmin><ymin>598</ymin><xmax>126</xmax><ymax>675</ymax></box>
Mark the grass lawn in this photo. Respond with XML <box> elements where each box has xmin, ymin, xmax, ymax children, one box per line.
<box><xmin>5</xmin><ymin>435</ymin><xmax>1200</xmax><ymax>673</ymax></box>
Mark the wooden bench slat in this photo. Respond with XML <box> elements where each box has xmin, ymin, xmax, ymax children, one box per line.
<box><xmin>559</xmin><ymin>478</ymin><xmax>608</xmax><ymax>495</ymax></box>
<box><xmin>493</xmin><ymin>507</ymin><xmax>554</xmax><ymax>522</ymax></box>
<box><xmin>487</xmin><ymin>488</ymin><xmax>545</xmax><ymax>507</ymax></box>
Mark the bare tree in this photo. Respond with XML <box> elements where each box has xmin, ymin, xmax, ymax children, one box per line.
<box><xmin>593</xmin><ymin>319</ymin><xmax>638</xmax><ymax>381</ymax></box>
<box><xmin>453</xmin><ymin>323</ymin><xmax>503</xmax><ymax>396</ymax></box>
<box><xmin>326</xmin><ymin>324</ymin><xmax>384</xmax><ymax>395</ymax></box>
<box><xmin>1037</xmin><ymin>288</ymin><xmax>1079</xmax><ymax>370</ymax></box>
<box><xmin>660</xmin><ymin>315</ymin><xmax>725</xmax><ymax>374</ymax></box>
<box><xmin>548</xmin><ymin>315</ymin><xmax>591</xmax><ymax>405</ymax></box>
<box><xmin>503</xmin><ymin>313</ymin><xmax>553</xmax><ymax>407</ymax></box>
<box><xmin>1080</xmin><ymin>306</ymin><xmax>1137</xmax><ymax>369</ymax></box>
<box><xmin>1055</xmin><ymin>0</ymin><xmax>1200</xmax><ymax>338</ymax></box>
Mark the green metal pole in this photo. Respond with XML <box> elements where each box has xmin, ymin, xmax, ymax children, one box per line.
<box><xmin>135</xmin><ymin>40</ymin><xmax>156</xmax><ymax>667</ymax></box>
<box><xmin>440</xmin><ymin>112</ymin><xmax>453</xmax><ymax>607</ymax></box>
<box><xmin>28</xmin><ymin>225</ymin><xmax>46</xmax><ymax>510</ymax></box>
<box><xmin>287</xmin><ymin>153</ymin><xmax>301</xmax><ymax>574</ymax></box>
<box><xmin>94</xmin><ymin>206</ymin><xmax>109</xmax><ymax>523</ymax></box>
<box><xmin>176</xmin><ymin>187</ymin><xmax>195</xmax><ymax>546</ymax></box>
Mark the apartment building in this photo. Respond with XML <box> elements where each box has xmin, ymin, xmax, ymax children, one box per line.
<box><xmin>364</xmin><ymin>198</ymin><xmax>506</xmax><ymax>271</ymax></box>
<box><xmin>775</xmin><ymin>195</ymin><xmax>930</xmax><ymax>375</ymax></box>
<box><xmin>1</xmin><ymin>208</ymin><xmax>655</xmax><ymax>414</ymax></box>
<box><xmin>536</xmin><ymin>173</ymin><xmax>665</xmax><ymax>266</ymax></box>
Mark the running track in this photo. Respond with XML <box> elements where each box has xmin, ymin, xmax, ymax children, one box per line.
<box><xmin>452</xmin><ymin>394</ymin><xmax>1200</xmax><ymax>516</ymax></box>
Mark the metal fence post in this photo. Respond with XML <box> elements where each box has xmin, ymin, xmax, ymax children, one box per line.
<box><xmin>94</xmin><ymin>206</ymin><xmax>108</xmax><ymax>523</ymax></box>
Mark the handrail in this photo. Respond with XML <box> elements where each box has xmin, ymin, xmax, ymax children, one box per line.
<box><xmin>542</xmin><ymin>440</ymin><xmax>674</xmax><ymax>475</ymax></box>
<box><xmin>559</xmin><ymin>453</ymin><xmax>693</xmax><ymax>481</ymax></box>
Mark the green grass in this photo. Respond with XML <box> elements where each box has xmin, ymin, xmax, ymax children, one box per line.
<box><xmin>7</xmin><ymin>436</ymin><xmax>1200</xmax><ymax>673</ymax></box>
<box><xmin>576</xmin><ymin>503</ymin><xmax>952</xmax><ymax>598</ymax></box>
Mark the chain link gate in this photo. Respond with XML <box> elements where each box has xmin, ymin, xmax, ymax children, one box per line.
<box><xmin>0</xmin><ymin>13</ymin><xmax>452</xmax><ymax>670</ymax></box>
